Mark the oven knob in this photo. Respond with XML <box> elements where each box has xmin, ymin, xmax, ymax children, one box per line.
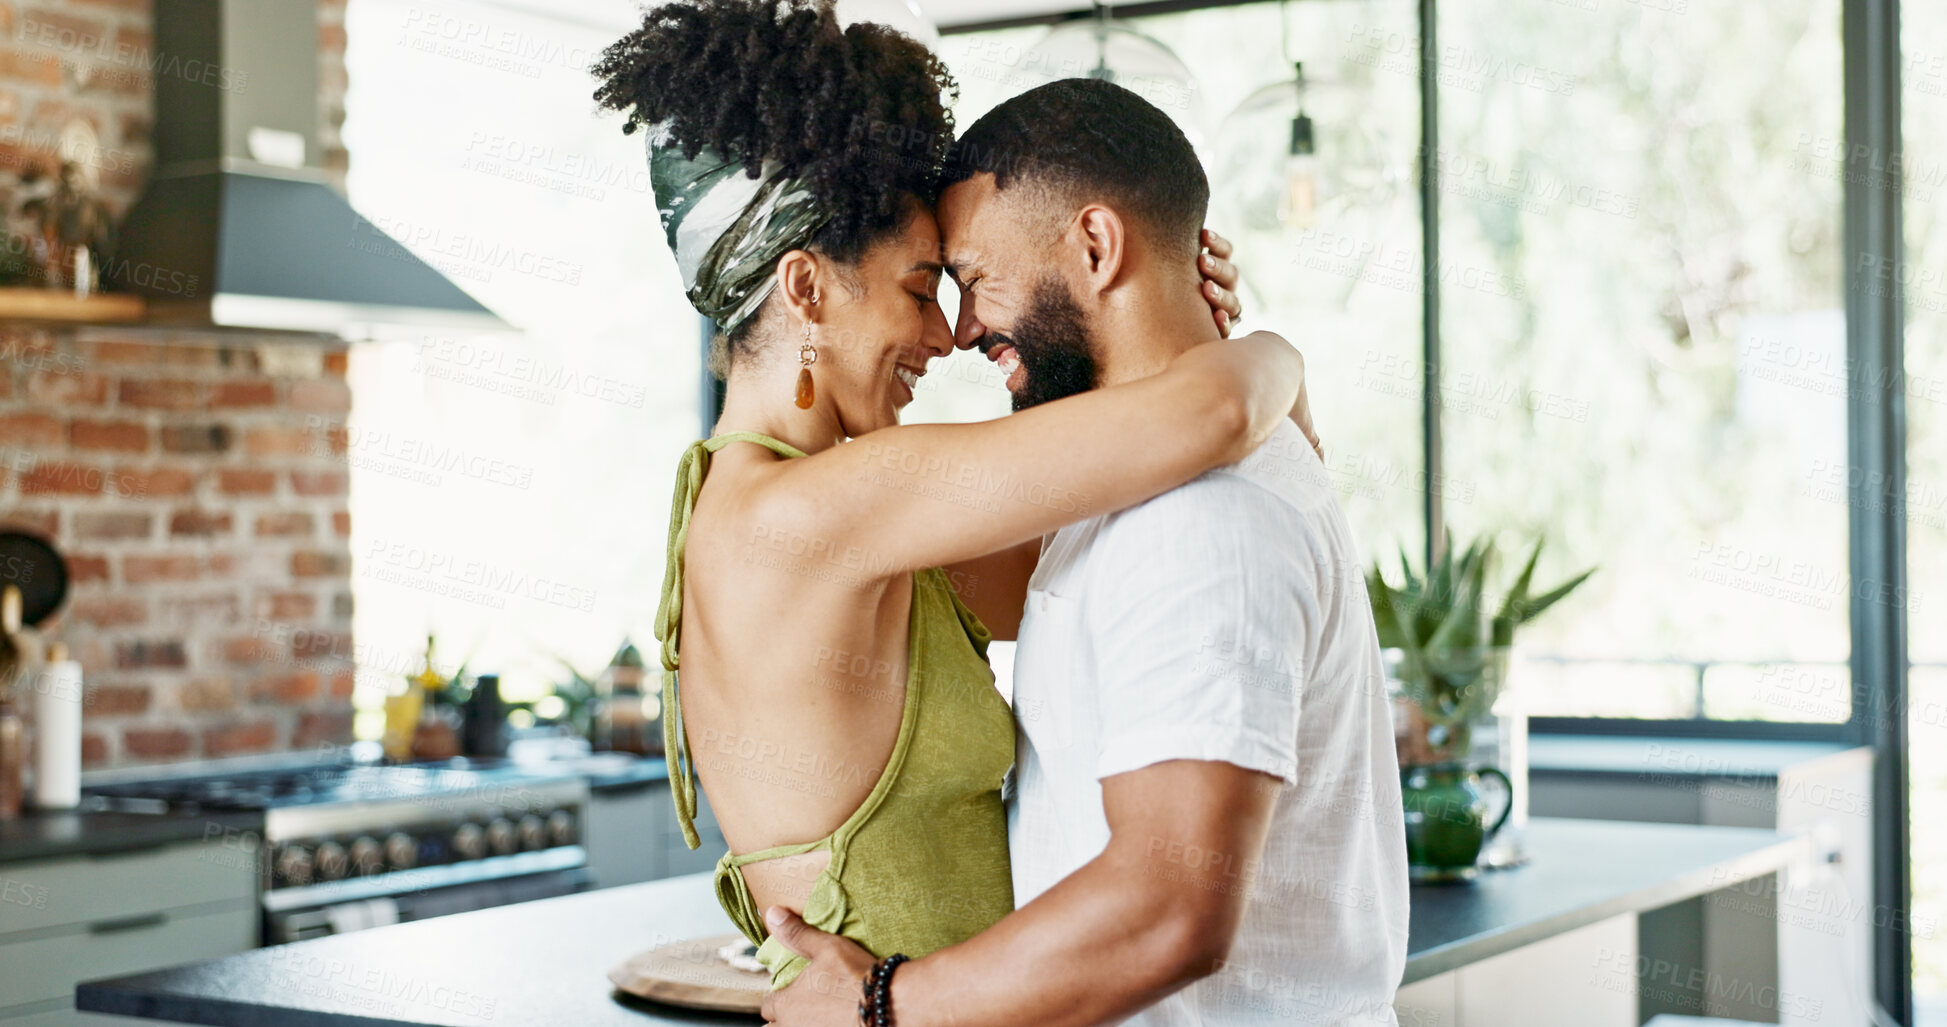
<box><xmin>452</xmin><ymin>822</ymin><xmax>486</xmax><ymax>861</ymax></box>
<box><xmin>314</xmin><ymin>841</ymin><xmax>350</xmax><ymax>882</ymax></box>
<box><xmin>350</xmin><ymin>836</ymin><xmax>384</xmax><ymax>876</ymax></box>
<box><xmin>518</xmin><ymin>813</ymin><xmax>548</xmax><ymax>852</ymax></box>
<box><xmin>486</xmin><ymin>817</ymin><xmax>518</xmax><ymax>856</ymax></box>
<box><xmin>275</xmin><ymin>844</ymin><xmax>314</xmax><ymax>887</ymax></box>
<box><xmin>384</xmin><ymin>831</ymin><xmax>418</xmax><ymax>870</ymax></box>
<box><xmin>547</xmin><ymin>809</ymin><xmax>577</xmax><ymax>847</ymax></box>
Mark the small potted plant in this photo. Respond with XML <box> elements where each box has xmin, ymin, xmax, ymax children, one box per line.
<box><xmin>381</xmin><ymin>635</ymin><xmax>471</xmax><ymax>762</ymax></box>
<box><xmin>1369</xmin><ymin>533</ymin><xmax>1593</xmax><ymax>880</ymax></box>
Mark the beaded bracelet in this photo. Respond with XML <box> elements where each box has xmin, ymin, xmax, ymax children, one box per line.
<box><xmin>857</xmin><ymin>953</ymin><xmax>909</xmax><ymax>1027</ymax></box>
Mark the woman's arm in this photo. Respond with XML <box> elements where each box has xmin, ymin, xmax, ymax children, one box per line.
<box><xmin>940</xmin><ymin>227</ymin><xmax>1250</xmax><ymax>641</ymax></box>
<box><xmin>746</xmin><ymin>331</ymin><xmax>1305</xmax><ymax>578</ymax></box>
<box><xmin>945</xmin><ymin>370</ymin><xmax>1320</xmax><ymax>645</ymax></box>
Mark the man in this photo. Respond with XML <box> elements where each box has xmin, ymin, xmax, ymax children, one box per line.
<box><xmin>764</xmin><ymin>78</ymin><xmax>1408</xmax><ymax>1027</ymax></box>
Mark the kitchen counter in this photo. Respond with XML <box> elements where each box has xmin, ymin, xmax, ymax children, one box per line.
<box><xmin>1402</xmin><ymin>817</ymin><xmax>1802</xmax><ymax>983</ymax></box>
<box><xmin>1527</xmin><ymin>734</ymin><xmax>1857</xmax><ymax>778</ymax></box>
<box><xmin>0</xmin><ymin>808</ymin><xmax>264</xmax><ymax>866</ymax></box>
<box><xmin>77</xmin><ymin>817</ymin><xmax>1805</xmax><ymax>1026</ymax></box>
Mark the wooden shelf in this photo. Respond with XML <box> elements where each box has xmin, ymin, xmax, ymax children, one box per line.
<box><xmin>0</xmin><ymin>287</ymin><xmax>146</xmax><ymax>325</ymax></box>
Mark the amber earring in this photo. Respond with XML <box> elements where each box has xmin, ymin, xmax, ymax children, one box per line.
<box><xmin>795</xmin><ymin>319</ymin><xmax>818</xmax><ymax>410</ymax></box>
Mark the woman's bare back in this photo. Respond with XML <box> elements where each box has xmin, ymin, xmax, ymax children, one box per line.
<box><xmin>673</xmin><ymin>443</ymin><xmax>917</xmax><ymax>912</ymax></box>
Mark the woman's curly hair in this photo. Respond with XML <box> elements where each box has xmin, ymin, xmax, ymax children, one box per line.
<box><xmin>594</xmin><ymin>0</ymin><xmax>957</xmax><ymax>272</ymax></box>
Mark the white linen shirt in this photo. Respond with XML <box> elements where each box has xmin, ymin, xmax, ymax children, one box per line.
<box><xmin>1007</xmin><ymin>420</ymin><xmax>1409</xmax><ymax>1027</ymax></box>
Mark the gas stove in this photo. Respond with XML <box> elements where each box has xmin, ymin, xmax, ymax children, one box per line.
<box><xmin>86</xmin><ymin>759</ymin><xmax>583</xmax><ymax>815</ymax></box>
<box><xmin>84</xmin><ymin>758</ymin><xmax>591</xmax><ymax>944</ymax></box>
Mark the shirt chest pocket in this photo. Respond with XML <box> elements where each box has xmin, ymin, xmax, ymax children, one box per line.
<box><xmin>1013</xmin><ymin>589</ymin><xmax>1086</xmax><ymax>754</ymax></box>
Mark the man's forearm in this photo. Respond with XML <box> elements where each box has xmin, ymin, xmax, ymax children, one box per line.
<box><xmin>760</xmin><ymin>762</ymin><xmax>1279</xmax><ymax>1027</ymax></box>
<box><xmin>888</xmin><ymin>847</ymin><xmax>1229</xmax><ymax>1027</ymax></box>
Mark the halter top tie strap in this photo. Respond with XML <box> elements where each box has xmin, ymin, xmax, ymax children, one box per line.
<box><xmin>656</xmin><ymin>431</ymin><xmax>808</xmax><ymax>849</ymax></box>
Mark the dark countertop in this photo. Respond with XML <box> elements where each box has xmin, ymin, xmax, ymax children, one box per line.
<box><xmin>573</xmin><ymin>753</ymin><xmax>672</xmax><ymax>794</ymax></box>
<box><xmin>0</xmin><ymin>808</ymin><xmax>265</xmax><ymax>866</ymax></box>
<box><xmin>1527</xmin><ymin>735</ymin><xmax>1862</xmax><ymax>778</ymax></box>
<box><xmin>77</xmin><ymin>817</ymin><xmax>1805</xmax><ymax>1025</ymax></box>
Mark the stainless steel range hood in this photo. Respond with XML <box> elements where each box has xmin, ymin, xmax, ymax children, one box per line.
<box><xmin>114</xmin><ymin>0</ymin><xmax>506</xmax><ymax>335</ymax></box>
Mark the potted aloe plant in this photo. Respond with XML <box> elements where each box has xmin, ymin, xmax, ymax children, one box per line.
<box><xmin>1369</xmin><ymin>534</ymin><xmax>1593</xmax><ymax>881</ymax></box>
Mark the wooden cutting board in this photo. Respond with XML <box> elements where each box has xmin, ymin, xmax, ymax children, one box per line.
<box><xmin>608</xmin><ymin>933</ymin><xmax>768</xmax><ymax>1014</ymax></box>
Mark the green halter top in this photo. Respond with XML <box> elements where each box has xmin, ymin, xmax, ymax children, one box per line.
<box><xmin>656</xmin><ymin>432</ymin><xmax>1016</xmax><ymax>989</ymax></box>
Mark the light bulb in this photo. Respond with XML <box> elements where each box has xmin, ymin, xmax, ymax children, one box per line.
<box><xmin>1210</xmin><ymin>66</ymin><xmax>1401</xmax><ymax>235</ymax></box>
<box><xmin>1281</xmin><ymin>112</ymin><xmax>1318</xmax><ymax>227</ymax></box>
<box><xmin>1208</xmin><ymin>62</ymin><xmax>1409</xmax><ymax>311</ymax></box>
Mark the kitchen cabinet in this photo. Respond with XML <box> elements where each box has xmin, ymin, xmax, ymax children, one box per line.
<box><xmin>583</xmin><ymin>776</ymin><xmax>725</xmax><ymax>890</ymax></box>
<box><xmin>1395</xmin><ymin>915</ymin><xmax>1636</xmax><ymax>1027</ymax></box>
<box><xmin>0</xmin><ymin>837</ymin><xmax>256</xmax><ymax>1024</ymax></box>
<box><xmin>1530</xmin><ymin>740</ymin><xmax>1874</xmax><ymax>1024</ymax></box>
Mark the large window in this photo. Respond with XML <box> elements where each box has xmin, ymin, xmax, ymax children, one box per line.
<box><xmin>944</xmin><ymin>0</ymin><xmax>1860</xmax><ymax>731</ymax></box>
<box><xmin>1436</xmin><ymin>0</ymin><xmax>1853</xmax><ymax>723</ymax></box>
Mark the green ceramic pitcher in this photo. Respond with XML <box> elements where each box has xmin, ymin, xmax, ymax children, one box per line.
<box><xmin>1401</xmin><ymin>762</ymin><xmax>1513</xmax><ymax>883</ymax></box>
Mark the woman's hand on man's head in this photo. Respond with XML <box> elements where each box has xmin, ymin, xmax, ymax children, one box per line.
<box><xmin>1199</xmin><ymin>228</ymin><xmax>1245</xmax><ymax>337</ymax></box>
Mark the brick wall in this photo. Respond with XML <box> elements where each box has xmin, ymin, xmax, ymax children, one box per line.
<box><xmin>319</xmin><ymin>0</ymin><xmax>348</xmax><ymax>188</ymax></box>
<box><xmin>1</xmin><ymin>328</ymin><xmax>356</xmax><ymax>767</ymax></box>
<box><xmin>1</xmin><ymin>0</ymin><xmax>357</xmax><ymax>768</ymax></box>
<box><xmin>0</xmin><ymin>0</ymin><xmax>150</xmax><ymax>219</ymax></box>
<box><xmin>0</xmin><ymin>0</ymin><xmax>351</xmax><ymax>220</ymax></box>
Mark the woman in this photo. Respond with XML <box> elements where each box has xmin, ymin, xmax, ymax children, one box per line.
<box><xmin>594</xmin><ymin>0</ymin><xmax>1314</xmax><ymax>989</ymax></box>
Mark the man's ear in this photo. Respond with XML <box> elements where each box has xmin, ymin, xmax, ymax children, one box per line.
<box><xmin>775</xmin><ymin>249</ymin><xmax>822</xmax><ymax>323</ymax></box>
<box><xmin>1072</xmin><ymin>205</ymin><xmax>1126</xmax><ymax>297</ymax></box>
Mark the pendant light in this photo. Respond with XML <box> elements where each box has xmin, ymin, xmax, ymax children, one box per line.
<box><xmin>1283</xmin><ymin>63</ymin><xmax>1320</xmax><ymax>225</ymax></box>
<box><xmin>1209</xmin><ymin>2</ymin><xmax>1403</xmax><ymax>233</ymax></box>
<box><xmin>1016</xmin><ymin>1</ymin><xmax>1205</xmax><ymax>145</ymax></box>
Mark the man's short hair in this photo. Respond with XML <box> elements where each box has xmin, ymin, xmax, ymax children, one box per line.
<box><xmin>940</xmin><ymin>78</ymin><xmax>1209</xmax><ymax>260</ymax></box>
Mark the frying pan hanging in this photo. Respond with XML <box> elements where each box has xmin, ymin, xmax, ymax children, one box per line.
<box><xmin>0</xmin><ymin>531</ymin><xmax>70</xmax><ymax>627</ymax></box>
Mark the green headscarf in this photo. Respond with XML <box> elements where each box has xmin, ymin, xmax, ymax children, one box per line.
<box><xmin>648</xmin><ymin>128</ymin><xmax>837</xmax><ymax>337</ymax></box>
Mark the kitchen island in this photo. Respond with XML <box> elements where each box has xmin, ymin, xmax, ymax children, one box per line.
<box><xmin>76</xmin><ymin>818</ymin><xmax>1807</xmax><ymax>1027</ymax></box>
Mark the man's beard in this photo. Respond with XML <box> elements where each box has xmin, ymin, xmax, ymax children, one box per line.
<box><xmin>992</xmin><ymin>278</ymin><xmax>1098</xmax><ymax>412</ymax></box>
